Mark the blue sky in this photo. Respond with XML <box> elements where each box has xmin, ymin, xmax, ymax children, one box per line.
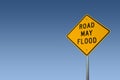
<box><xmin>0</xmin><ymin>0</ymin><xmax>120</xmax><ymax>80</ymax></box>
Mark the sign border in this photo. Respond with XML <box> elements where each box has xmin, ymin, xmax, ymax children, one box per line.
<box><xmin>66</xmin><ymin>14</ymin><xmax>110</xmax><ymax>56</ymax></box>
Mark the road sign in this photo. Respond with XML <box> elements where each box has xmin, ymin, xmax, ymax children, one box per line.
<box><xmin>67</xmin><ymin>14</ymin><xmax>110</xmax><ymax>56</ymax></box>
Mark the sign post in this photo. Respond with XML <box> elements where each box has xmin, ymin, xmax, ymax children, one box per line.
<box><xmin>66</xmin><ymin>14</ymin><xmax>110</xmax><ymax>80</ymax></box>
<box><xmin>86</xmin><ymin>56</ymin><xmax>89</xmax><ymax>80</ymax></box>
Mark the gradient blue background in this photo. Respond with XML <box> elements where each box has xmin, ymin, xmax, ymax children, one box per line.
<box><xmin>0</xmin><ymin>0</ymin><xmax>119</xmax><ymax>80</ymax></box>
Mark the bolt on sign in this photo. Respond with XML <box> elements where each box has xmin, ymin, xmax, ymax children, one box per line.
<box><xmin>67</xmin><ymin>14</ymin><xmax>110</xmax><ymax>56</ymax></box>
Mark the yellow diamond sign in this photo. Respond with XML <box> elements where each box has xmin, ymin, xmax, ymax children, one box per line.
<box><xmin>67</xmin><ymin>14</ymin><xmax>110</xmax><ymax>56</ymax></box>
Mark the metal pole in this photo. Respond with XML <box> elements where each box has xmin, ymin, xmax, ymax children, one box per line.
<box><xmin>86</xmin><ymin>56</ymin><xmax>89</xmax><ymax>80</ymax></box>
